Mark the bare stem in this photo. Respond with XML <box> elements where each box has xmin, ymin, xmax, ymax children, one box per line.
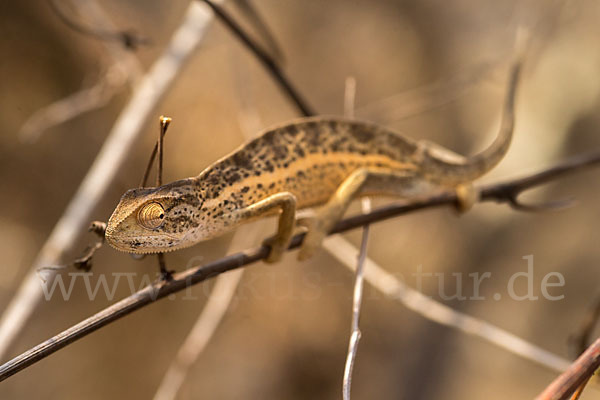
<box><xmin>342</xmin><ymin>224</ymin><xmax>369</xmax><ymax>400</ymax></box>
<box><xmin>198</xmin><ymin>0</ymin><xmax>316</xmax><ymax>117</ymax></box>
<box><xmin>342</xmin><ymin>75</ymin><xmax>365</xmax><ymax>400</ymax></box>
<box><xmin>536</xmin><ymin>338</ymin><xmax>600</xmax><ymax>400</ymax></box>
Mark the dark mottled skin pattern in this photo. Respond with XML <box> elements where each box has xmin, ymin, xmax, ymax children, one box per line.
<box><xmin>186</xmin><ymin>117</ymin><xmax>425</xmax><ymax>241</ymax></box>
<box><xmin>200</xmin><ymin>118</ymin><xmax>418</xmax><ymax>202</ymax></box>
<box><xmin>106</xmin><ymin>117</ymin><xmax>422</xmax><ymax>253</ymax></box>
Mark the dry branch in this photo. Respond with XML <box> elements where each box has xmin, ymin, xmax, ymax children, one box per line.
<box><xmin>324</xmin><ymin>236</ymin><xmax>571</xmax><ymax>373</ymax></box>
<box><xmin>19</xmin><ymin>0</ymin><xmax>144</xmax><ymax>142</ymax></box>
<box><xmin>342</xmin><ymin>78</ymin><xmax>367</xmax><ymax>400</ymax></box>
<box><xmin>1</xmin><ymin>151</ymin><xmax>599</xmax><ymax>381</ymax></box>
<box><xmin>198</xmin><ymin>0</ymin><xmax>315</xmax><ymax>116</ymax></box>
<box><xmin>536</xmin><ymin>338</ymin><xmax>600</xmax><ymax>400</ymax></box>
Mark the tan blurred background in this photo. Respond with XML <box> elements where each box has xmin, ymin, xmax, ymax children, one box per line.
<box><xmin>1</xmin><ymin>0</ymin><xmax>600</xmax><ymax>399</ymax></box>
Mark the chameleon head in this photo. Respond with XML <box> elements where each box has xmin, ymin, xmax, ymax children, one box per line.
<box><xmin>105</xmin><ymin>180</ymin><xmax>206</xmax><ymax>254</ymax></box>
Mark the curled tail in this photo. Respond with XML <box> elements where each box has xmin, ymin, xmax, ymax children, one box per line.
<box><xmin>421</xmin><ymin>58</ymin><xmax>522</xmax><ymax>185</ymax></box>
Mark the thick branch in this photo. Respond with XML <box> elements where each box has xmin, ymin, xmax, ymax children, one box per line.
<box><xmin>0</xmin><ymin>151</ymin><xmax>599</xmax><ymax>382</ymax></box>
<box><xmin>536</xmin><ymin>338</ymin><xmax>600</xmax><ymax>400</ymax></box>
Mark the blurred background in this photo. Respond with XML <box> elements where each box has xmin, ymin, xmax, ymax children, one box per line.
<box><xmin>1</xmin><ymin>0</ymin><xmax>600</xmax><ymax>398</ymax></box>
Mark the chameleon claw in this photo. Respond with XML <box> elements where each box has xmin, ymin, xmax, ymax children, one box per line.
<box><xmin>262</xmin><ymin>235</ymin><xmax>288</xmax><ymax>263</ymax></box>
<box><xmin>296</xmin><ymin>217</ymin><xmax>329</xmax><ymax>261</ymax></box>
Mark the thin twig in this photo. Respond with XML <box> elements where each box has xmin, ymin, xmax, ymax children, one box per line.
<box><xmin>156</xmin><ymin>116</ymin><xmax>171</xmax><ymax>187</ymax></box>
<box><xmin>152</xmin><ymin>70</ymin><xmax>262</xmax><ymax>400</ymax></box>
<box><xmin>570</xmin><ymin>292</ymin><xmax>600</xmax><ymax>357</ymax></box>
<box><xmin>198</xmin><ymin>0</ymin><xmax>316</xmax><ymax>117</ymax></box>
<box><xmin>342</xmin><ymin>75</ymin><xmax>365</xmax><ymax>400</ymax></box>
<box><xmin>232</xmin><ymin>0</ymin><xmax>285</xmax><ymax>63</ymax></box>
<box><xmin>356</xmin><ymin>57</ymin><xmax>499</xmax><ymax>123</ymax></box>
<box><xmin>536</xmin><ymin>338</ymin><xmax>600</xmax><ymax>400</ymax></box>
<box><xmin>344</xmin><ymin>76</ymin><xmax>357</xmax><ymax>119</ymax></box>
<box><xmin>18</xmin><ymin>65</ymin><xmax>125</xmax><ymax>143</ymax></box>
<box><xmin>140</xmin><ymin>122</ymin><xmax>169</xmax><ymax>188</ymax></box>
<box><xmin>342</xmin><ymin>223</ymin><xmax>369</xmax><ymax>400</ymax></box>
<box><xmin>323</xmin><ymin>235</ymin><xmax>572</xmax><ymax>374</ymax></box>
<box><xmin>19</xmin><ymin>0</ymin><xmax>144</xmax><ymax>142</ymax></box>
<box><xmin>1</xmin><ymin>151</ymin><xmax>599</xmax><ymax>381</ymax></box>
<box><xmin>0</xmin><ymin>1</ymin><xmax>222</xmax><ymax>362</ymax></box>
<box><xmin>48</xmin><ymin>0</ymin><xmax>151</xmax><ymax>50</ymax></box>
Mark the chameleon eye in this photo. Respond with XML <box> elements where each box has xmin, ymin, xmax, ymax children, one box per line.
<box><xmin>137</xmin><ymin>202</ymin><xmax>165</xmax><ymax>230</ymax></box>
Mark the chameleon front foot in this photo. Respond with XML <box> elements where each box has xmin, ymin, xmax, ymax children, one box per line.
<box><xmin>244</xmin><ymin>192</ymin><xmax>297</xmax><ymax>263</ymax></box>
<box><xmin>262</xmin><ymin>224</ymin><xmax>307</xmax><ymax>263</ymax></box>
<box><xmin>262</xmin><ymin>234</ymin><xmax>288</xmax><ymax>263</ymax></box>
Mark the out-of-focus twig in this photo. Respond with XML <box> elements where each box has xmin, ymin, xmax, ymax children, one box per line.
<box><xmin>19</xmin><ymin>0</ymin><xmax>144</xmax><ymax>142</ymax></box>
<box><xmin>344</xmin><ymin>77</ymin><xmax>357</xmax><ymax>119</ymax></box>
<box><xmin>19</xmin><ymin>64</ymin><xmax>127</xmax><ymax>143</ymax></box>
<box><xmin>0</xmin><ymin>1</ymin><xmax>222</xmax><ymax>362</ymax></box>
<box><xmin>198</xmin><ymin>0</ymin><xmax>316</xmax><ymax>117</ymax></box>
<box><xmin>48</xmin><ymin>0</ymin><xmax>151</xmax><ymax>50</ymax></box>
<box><xmin>536</xmin><ymin>338</ymin><xmax>600</xmax><ymax>400</ymax></box>
<box><xmin>323</xmin><ymin>235</ymin><xmax>572</xmax><ymax>373</ymax></box>
<box><xmin>356</xmin><ymin>57</ymin><xmax>500</xmax><ymax>123</ymax></box>
<box><xmin>1</xmin><ymin>150</ymin><xmax>600</xmax><ymax>381</ymax></box>
<box><xmin>342</xmin><ymin>76</ymin><xmax>366</xmax><ymax>400</ymax></box>
<box><xmin>342</xmin><ymin>216</ymin><xmax>369</xmax><ymax>400</ymax></box>
<box><xmin>232</xmin><ymin>0</ymin><xmax>284</xmax><ymax>63</ymax></box>
<box><xmin>570</xmin><ymin>292</ymin><xmax>600</xmax><ymax>357</ymax></box>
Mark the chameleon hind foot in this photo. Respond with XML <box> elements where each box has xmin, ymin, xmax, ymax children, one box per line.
<box><xmin>298</xmin><ymin>167</ymin><xmax>417</xmax><ymax>261</ymax></box>
<box><xmin>455</xmin><ymin>183</ymin><xmax>479</xmax><ymax>213</ymax></box>
<box><xmin>296</xmin><ymin>212</ymin><xmax>338</xmax><ymax>261</ymax></box>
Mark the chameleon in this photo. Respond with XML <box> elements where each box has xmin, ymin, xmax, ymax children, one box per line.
<box><xmin>105</xmin><ymin>60</ymin><xmax>521</xmax><ymax>263</ymax></box>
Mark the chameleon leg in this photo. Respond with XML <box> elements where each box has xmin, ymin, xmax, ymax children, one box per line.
<box><xmin>414</xmin><ymin>140</ymin><xmax>479</xmax><ymax>212</ymax></box>
<box><xmin>298</xmin><ymin>168</ymin><xmax>415</xmax><ymax>260</ymax></box>
<box><xmin>241</xmin><ymin>192</ymin><xmax>297</xmax><ymax>263</ymax></box>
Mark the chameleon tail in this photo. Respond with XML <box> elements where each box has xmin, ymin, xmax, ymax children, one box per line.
<box><xmin>421</xmin><ymin>53</ymin><xmax>523</xmax><ymax>185</ymax></box>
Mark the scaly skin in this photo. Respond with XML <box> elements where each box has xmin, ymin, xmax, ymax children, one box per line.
<box><xmin>105</xmin><ymin>61</ymin><xmax>521</xmax><ymax>261</ymax></box>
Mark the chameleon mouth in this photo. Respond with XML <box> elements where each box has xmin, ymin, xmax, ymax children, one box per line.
<box><xmin>105</xmin><ymin>233</ymin><xmax>186</xmax><ymax>255</ymax></box>
<box><xmin>106</xmin><ymin>242</ymin><xmax>183</xmax><ymax>255</ymax></box>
